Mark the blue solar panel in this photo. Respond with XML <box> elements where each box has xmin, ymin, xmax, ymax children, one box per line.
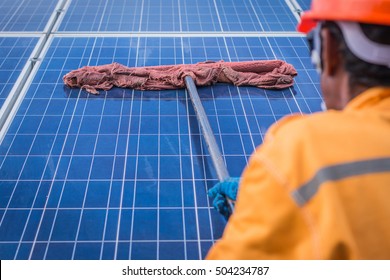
<box><xmin>217</xmin><ymin>0</ymin><xmax>299</xmax><ymax>31</ymax></box>
<box><xmin>0</xmin><ymin>37</ymin><xmax>39</xmax><ymax>109</ymax></box>
<box><xmin>59</xmin><ymin>0</ymin><xmax>300</xmax><ymax>32</ymax></box>
<box><xmin>0</xmin><ymin>0</ymin><xmax>57</xmax><ymax>32</ymax></box>
<box><xmin>0</xmin><ymin>0</ymin><xmax>322</xmax><ymax>260</ymax></box>
<box><xmin>0</xmin><ymin>34</ymin><xmax>321</xmax><ymax>259</ymax></box>
<box><xmin>297</xmin><ymin>0</ymin><xmax>312</xmax><ymax>11</ymax></box>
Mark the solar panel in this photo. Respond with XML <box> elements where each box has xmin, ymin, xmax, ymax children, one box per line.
<box><xmin>297</xmin><ymin>0</ymin><xmax>312</xmax><ymax>10</ymax></box>
<box><xmin>0</xmin><ymin>0</ymin><xmax>322</xmax><ymax>260</ymax></box>
<box><xmin>0</xmin><ymin>0</ymin><xmax>57</xmax><ymax>32</ymax></box>
<box><xmin>59</xmin><ymin>0</ymin><xmax>301</xmax><ymax>32</ymax></box>
<box><xmin>0</xmin><ymin>37</ymin><xmax>39</xmax><ymax>109</ymax></box>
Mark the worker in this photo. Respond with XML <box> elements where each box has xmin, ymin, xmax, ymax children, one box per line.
<box><xmin>206</xmin><ymin>0</ymin><xmax>390</xmax><ymax>259</ymax></box>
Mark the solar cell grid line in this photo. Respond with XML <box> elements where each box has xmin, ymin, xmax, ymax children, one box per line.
<box><xmin>137</xmin><ymin>0</ymin><xmax>147</xmax><ymax>33</ymax></box>
<box><xmin>177</xmin><ymin>0</ymin><xmax>184</xmax><ymax>32</ymax></box>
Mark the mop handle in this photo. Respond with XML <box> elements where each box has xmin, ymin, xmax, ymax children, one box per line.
<box><xmin>184</xmin><ymin>76</ymin><xmax>235</xmax><ymax>213</ymax></box>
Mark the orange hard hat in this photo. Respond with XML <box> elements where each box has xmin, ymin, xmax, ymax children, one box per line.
<box><xmin>297</xmin><ymin>0</ymin><xmax>390</xmax><ymax>33</ymax></box>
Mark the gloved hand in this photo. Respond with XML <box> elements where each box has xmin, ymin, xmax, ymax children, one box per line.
<box><xmin>208</xmin><ymin>177</ymin><xmax>240</xmax><ymax>220</ymax></box>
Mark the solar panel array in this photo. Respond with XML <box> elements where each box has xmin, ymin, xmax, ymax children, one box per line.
<box><xmin>0</xmin><ymin>0</ymin><xmax>319</xmax><ymax>260</ymax></box>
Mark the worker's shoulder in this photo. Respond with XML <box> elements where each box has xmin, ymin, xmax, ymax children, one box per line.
<box><xmin>255</xmin><ymin>111</ymin><xmax>347</xmax><ymax>168</ymax></box>
<box><xmin>250</xmin><ymin>111</ymin><xmax>344</xmax><ymax>186</ymax></box>
<box><xmin>267</xmin><ymin>110</ymin><xmax>344</xmax><ymax>140</ymax></box>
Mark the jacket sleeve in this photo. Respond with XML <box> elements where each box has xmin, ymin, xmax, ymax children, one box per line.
<box><xmin>206</xmin><ymin>148</ymin><xmax>315</xmax><ymax>260</ymax></box>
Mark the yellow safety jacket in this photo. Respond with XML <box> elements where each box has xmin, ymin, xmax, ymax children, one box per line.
<box><xmin>206</xmin><ymin>87</ymin><xmax>390</xmax><ymax>260</ymax></box>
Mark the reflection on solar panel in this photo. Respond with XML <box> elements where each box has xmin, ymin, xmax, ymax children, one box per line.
<box><xmin>0</xmin><ymin>0</ymin><xmax>321</xmax><ymax>260</ymax></box>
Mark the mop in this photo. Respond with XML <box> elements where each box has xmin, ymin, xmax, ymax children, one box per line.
<box><xmin>63</xmin><ymin>60</ymin><xmax>297</xmax><ymax>215</ymax></box>
<box><xmin>63</xmin><ymin>60</ymin><xmax>297</xmax><ymax>94</ymax></box>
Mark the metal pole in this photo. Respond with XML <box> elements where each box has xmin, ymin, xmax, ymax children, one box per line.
<box><xmin>184</xmin><ymin>76</ymin><xmax>234</xmax><ymax>213</ymax></box>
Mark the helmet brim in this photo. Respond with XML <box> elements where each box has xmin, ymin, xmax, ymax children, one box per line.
<box><xmin>297</xmin><ymin>11</ymin><xmax>318</xmax><ymax>33</ymax></box>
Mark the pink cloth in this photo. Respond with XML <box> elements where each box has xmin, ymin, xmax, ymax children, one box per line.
<box><xmin>63</xmin><ymin>60</ymin><xmax>297</xmax><ymax>94</ymax></box>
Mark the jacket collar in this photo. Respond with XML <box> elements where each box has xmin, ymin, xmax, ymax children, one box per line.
<box><xmin>345</xmin><ymin>87</ymin><xmax>390</xmax><ymax>111</ymax></box>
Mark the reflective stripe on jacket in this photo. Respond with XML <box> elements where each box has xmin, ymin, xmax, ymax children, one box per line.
<box><xmin>206</xmin><ymin>87</ymin><xmax>390</xmax><ymax>259</ymax></box>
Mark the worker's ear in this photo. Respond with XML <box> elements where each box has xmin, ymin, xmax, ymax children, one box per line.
<box><xmin>321</xmin><ymin>28</ymin><xmax>341</xmax><ymax>76</ymax></box>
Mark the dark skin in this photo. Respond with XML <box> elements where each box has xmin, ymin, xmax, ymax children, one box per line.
<box><xmin>320</xmin><ymin>28</ymin><xmax>369</xmax><ymax>110</ymax></box>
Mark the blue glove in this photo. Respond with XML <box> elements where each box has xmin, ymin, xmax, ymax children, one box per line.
<box><xmin>208</xmin><ymin>177</ymin><xmax>240</xmax><ymax>220</ymax></box>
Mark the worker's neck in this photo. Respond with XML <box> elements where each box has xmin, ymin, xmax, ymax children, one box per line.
<box><xmin>347</xmin><ymin>78</ymin><xmax>371</xmax><ymax>105</ymax></box>
<box><xmin>335</xmin><ymin>73</ymin><xmax>369</xmax><ymax>110</ymax></box>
